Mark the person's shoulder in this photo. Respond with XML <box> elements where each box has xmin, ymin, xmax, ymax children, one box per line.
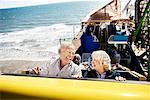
<box><xmin>45</xmin><ymin>57</ymin><xmax>59</xmax><ymax>67</ymax></box>
<box><xmin>70</xmin><ymin>61</ymin><xmax>81</xmax><ymax>71</ymax></box>
<box><xmin>82</xmin><ymin>68</ymin><xmax>97</xmax><ymax>78</ymax></box>
<box><xmin>50</xmin><ymin>57</ymin><xmax>60</xmax><ymax>63</ymax></box>
<box><xmin>71</xmin><ymin>61</ymin><xmax>79</xmax><ymax>67</ymax></box>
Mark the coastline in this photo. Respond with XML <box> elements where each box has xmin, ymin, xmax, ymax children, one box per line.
<box><xmin>0</xmin><ymin>60</ymin><xmax>48</xmax><ymax>74</ymax></box>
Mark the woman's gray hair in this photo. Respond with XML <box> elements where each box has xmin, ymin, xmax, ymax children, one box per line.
<box><xmin>92</xmin><ymin>50</ymin><xmax>111</xmax><ymax>71</ymax></box>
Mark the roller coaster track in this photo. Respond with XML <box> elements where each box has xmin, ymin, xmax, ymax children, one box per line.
<box><xmin>134</xmin><ymin>0</ymin><xmax>150</xmax><ymax>80</ymax></box>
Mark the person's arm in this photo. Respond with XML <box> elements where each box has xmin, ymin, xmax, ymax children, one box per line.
<box><xmin>106</xmin><ymin>70</ymin><xmax>126</xmax><ymax>81</ymax></box>
<box><xmin>29</xmin><ymin>61</ymin><xmax>50</xmax><ymax>76</ymax></box>
<box><xmin>113</xmin><ymin>70</ymin><xmax>126</xmax><ymax>81</ymax></box>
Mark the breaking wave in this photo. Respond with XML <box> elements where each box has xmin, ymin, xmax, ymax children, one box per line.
<box><xmin>0</xmin><ymin>23</ymin><xmax>80</xmax><ymax>60</ymax></box>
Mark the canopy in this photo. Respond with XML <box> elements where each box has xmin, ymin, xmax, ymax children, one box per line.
<box><xmin>81</xmin><ymin>0</ymin><xmax>121</xmax><ymax>23</ymax></box>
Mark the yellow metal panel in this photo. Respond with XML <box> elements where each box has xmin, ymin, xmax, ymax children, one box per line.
<box><xmin>0</xmin><ymin>75</ymin><xmax>150</xmax><ymax>100</ymax></box>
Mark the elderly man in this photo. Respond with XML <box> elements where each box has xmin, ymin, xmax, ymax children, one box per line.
<box><xmin>30</xmin><ymin>42</ymin><xmax>82</xmax><ymax>78</ymax></box>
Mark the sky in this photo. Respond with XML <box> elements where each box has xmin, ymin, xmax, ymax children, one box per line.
<box><xmin>0</xmin><ymin>0</ymin><xmax>135</xmax><ymax>10</ymax></box>
<box><xmin>0</xmin><ymin>0</ymin><xmax>100</xmax><ymax>9</ymax></box>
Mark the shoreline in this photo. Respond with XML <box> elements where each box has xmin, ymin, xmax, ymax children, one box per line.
<box><xmin>0</xmin><ymin>60</ymin><xmax>48</xmax><ymax>74</ymax></box>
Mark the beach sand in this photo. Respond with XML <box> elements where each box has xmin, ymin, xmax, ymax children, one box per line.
<box><xmin>0</xmin><ymin>60</ymin><xmax>48</xmax><ymax>74</ymax></box>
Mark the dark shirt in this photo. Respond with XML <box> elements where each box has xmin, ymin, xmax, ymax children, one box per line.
<box><xmin>82</xmin><ymin>68</ymin><xmax>120</xmax><ymax>79</ymax></box>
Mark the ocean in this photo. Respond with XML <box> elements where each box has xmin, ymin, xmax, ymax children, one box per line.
<box><xmin>0</xmin><ymin>1</ymin><xmax>103</xmax><ymax>60</ymax></box>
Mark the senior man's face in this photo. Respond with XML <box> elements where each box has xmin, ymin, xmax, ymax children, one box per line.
<box><xmin>60</xmin><ymin>48</ymin><xmax>75</xmax><ymax>62</ymax></box>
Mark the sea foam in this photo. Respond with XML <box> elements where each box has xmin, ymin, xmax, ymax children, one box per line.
<box><xmin>0</xmin><ymin>23</ymin><xmax>80</xmax><ymax>60</ymax></box>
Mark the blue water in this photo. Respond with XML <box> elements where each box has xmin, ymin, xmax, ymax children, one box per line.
<box><xmin>0</xmin><ymin>1</ymin><xmax>104</xmax><ymax>60</ymax></box>
<box><xmin>0</xmin><ymin>1</ymin><xmax>102</xmax><ymax>33</ymax></box>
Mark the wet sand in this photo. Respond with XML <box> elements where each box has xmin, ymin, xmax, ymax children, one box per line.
<box><xmin>0</xmin><ymin>60</ymin><xmax>48</xmax><ymax>74</ymax></box>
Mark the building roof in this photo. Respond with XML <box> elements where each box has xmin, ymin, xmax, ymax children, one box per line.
<box><xmin>81</xmin><ymin>0</ymin><xmax>122</xmax><ymax>23</ymax></box>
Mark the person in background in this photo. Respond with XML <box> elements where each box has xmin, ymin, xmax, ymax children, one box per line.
<box><xmin>73</xmin><ymin>54</ymin><xmax>81</xmax><ymax>66</ymax></box>
<box><xmin>73</xmin><ymin>54</ymin><xmax>90</xmax><ymax>70</ymax></box>
<box><xmin>111</xmin><ymin>45</ymin><xmax>121</xmax><ymax>64</ymax></box>
<box><xmin>29</xmin><ymin>42</ymin><xmax>82</xmax><ymax>78</ymax></box>
<box><xmin>83</xmin><ymin>50</ymin><xmax>125</xmax><ymax>81</ymax></box>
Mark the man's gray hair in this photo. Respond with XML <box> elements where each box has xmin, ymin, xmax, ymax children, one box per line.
<box><xmin>58</xmin><ymin>42</ymin><xmax>75</xmax><ymax>53</ymax></box>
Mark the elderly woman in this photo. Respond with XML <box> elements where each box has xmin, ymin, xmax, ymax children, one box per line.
<box><xmin>83</xmin><ymin>50</ymin><xmax>125</xmax><ymax>80</ymax></box>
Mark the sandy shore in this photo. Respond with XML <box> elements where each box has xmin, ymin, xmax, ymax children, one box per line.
<box><xmin>0</xmin><ymin>60</ymin><xmax>48</xmax><ymax>74</ymax></box>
